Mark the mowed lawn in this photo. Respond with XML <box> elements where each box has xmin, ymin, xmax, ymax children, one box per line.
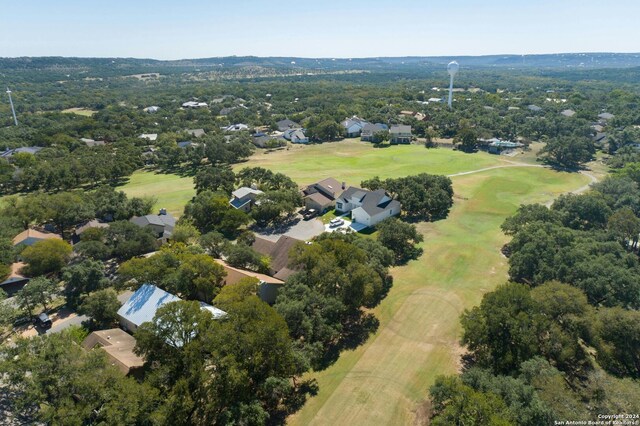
<box><xmin>288</xmin><ymin>167</ymin><xmax>589</xmax><ymax>426</ymax></box>
<box><xmin>117</xmin><ymin>170</ymin><xmax>194</xmax><ymax>217</ymax></box>
<box><xmin>235</xmin><ymin>140</ymin><xmax>512</xmax><ymax>185</ymax></box>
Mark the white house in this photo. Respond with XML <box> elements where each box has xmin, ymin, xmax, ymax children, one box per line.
<box><xmin>341</xmin><ymin>116</ymin><xmax>368</xmax><ymax>137</ymax></box>
<box><xmin>221</xmin><ymin>123</ymin><xmax>249</xmax><ymax>132</ymax></box>
<box><xmin>336</xmin><ymin>187</ymin><xmax>401</xmax><ymax>228</ymax></box>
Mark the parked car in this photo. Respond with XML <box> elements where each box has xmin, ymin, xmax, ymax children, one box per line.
<box><xmin>302</xmin><ymin>208</ymin><xmax>318</xmax><ymax>220</ymax></box>
<box><xmin>35</xmin><ymin>312</ymin><xmax>52</xmax><ymax>329</ymax></box>
<box><xmin>13</xmin><ymin>316</ymin><xmax>32</xmax><ymax>327</ymax></box>
<box><xmin>329</xmin><ymin>218</ymin><xmax>344</xmax><ymax>228</ymax></box>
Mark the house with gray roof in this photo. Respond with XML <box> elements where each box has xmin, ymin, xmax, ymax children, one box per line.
<box><xmin>186</xmin><ymin>128</ymin><xmax>206</xmax><ymax>138</ymax></box>
<box><xmin>283</xmin><ymin>128</ymin><xmax>309</xmax><ymax>144</ymax></box>
<box><xmin>302</xmin><ymin>178</ymin><xmax>346</xmax><ymax>212</ymax></box>
<box><xmin>130</xmin><ymin>209</ymin><xmax>175</xmax><ymax>240</ymax></box>
<box><xmin>276</xmin><ymin>119</ymin><xmax>301</xmax><ymax>132</ymax></box>
<box><xmin>341</xmin><ymin>116</ymin><xmax>369</xmax><ymax>137</ymax></box>
<box><xmin>117</xmin><ymin>284</ymin><xmax>226</xmax><ymax>333</ymax></box>
<box><xmin>390</xmin><ymin>125</ymin><xmax>412</xmax><ymax>144</ymax></box>
<box><xmin>361</xmin><ymin>123</ymin><xmax>389</xmax><ymax>142</ymax></box>
<box><xmin>561</xmin><ymin>109</ymin><xmax>576</xmax><ymax>117</ymax></box>
<box><xmin>336</xmin><ymin>187</ymin><xmax>401</xmax><ymax>228</ymax></box>
<box><xmin>230</xmin><ymin>187</ymin><xmax>263</xmax><ymax>212</ymax></box>
<box><xmin>1</xmin><ymin>146</ymin><xmax>43</xmax><ymax>159</ymax></box>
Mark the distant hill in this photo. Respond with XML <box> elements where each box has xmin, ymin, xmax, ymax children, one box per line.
<box><xmin>1</xmin><ymin>53</ymin><xmax>640</xmax><ymax>72</ymax></box>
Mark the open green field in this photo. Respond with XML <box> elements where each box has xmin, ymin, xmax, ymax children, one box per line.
<box><xmin>236</xmin><ymin>139</ymin><xmax>517</xmax><ymax>185</ymax></box>
<box><xmin>287</xmin><ymin>167</ymin><xmax>589</xmax><ymax>425</ymax></box>
<box><xmin>61</xmin><ymin>107</ymin><xmax>98</xmax><ymax>116</ymax></box>
<box><xmin>116</xmin><ymin>170</ymin><xmax>194</xmax><ymax>217</ymax></box>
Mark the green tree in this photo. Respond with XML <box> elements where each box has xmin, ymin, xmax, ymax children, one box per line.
<box><xmin>539</xmin><ymin>135</ymin><xmax>595</xmax><ymax>169</ymax></box>
<box><xmin>596</xmin><ymin>307</ymin><xmax>640</xmax><ymax>378</ymax></box>
<box><xmin>16</xmin><ymin>276</ymin><xmax>58</xmax><ymax>313</ymax></box>
<box><xmin>78</xmin><ymin>288</ymin><xmax>120</xmax><ymax>329</ymax></box>
<box><xmin>21</xmin><ymin>239</ymin><xmax>72</xmax><ymax>276</ymax></box>
<box><xmin>376</xmin><ymin>217</ymin><xmax>423</xmax><ymax>264</ymax></box>
<box><xmin>429</xmin><ymin>376</ymin><xmax>514</xmax><ymax>426</ymax></box>
<box><xmin>607</xmin><ymin>207</ymin><xmax>640</xmax><ymax>249</ymax></box>
<box><xmin>62</xmin><ymin>258</ymin><xmax>109</xmax><ymax>307</ymax></box>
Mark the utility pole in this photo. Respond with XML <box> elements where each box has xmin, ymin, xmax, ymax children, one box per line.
<box><xmin>6</xmin><ymin>88</ymin><xmax>18</xmax><ymax>126</ymax></box>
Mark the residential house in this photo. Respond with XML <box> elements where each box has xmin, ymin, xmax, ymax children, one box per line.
<box><xmin>219</xmin><ymin>107</ymin><xmax>235</xmax><ymax>116</ymax></box>
<box><xmin>186</xmin><ymin>128</ymin><xmax>206</xmax><ymax>138</ymax></box>
<box><xmin>361</xmin><ymin>123</ymin><xmax>389</xmax><ymax>142</ymax></box>
<box><xmin>528</xmin><ymin>105</ymin><xmax>543</xmax><ymax>112</ymax></box>
<box><xmin>139</xmin><ymin>133</ymin><xmax>158</xmax><ymax>142</ymax></box>
<box><xmin>276</xmin><ymin>119</ymin><xmax>301</xmax><ymax>132</ymax></box>
<box><xmin>251</xmin><ymin>235</ymin><xmax>302</xmax><ymax>281</ymax></box>
<box><xmin>117</xmin><ymin>284</ymin><xmax>226</xmax><ymax>333</ymax></box>
<box><xmin>13</xmin><ymin>229</ymin><xmax>62</xmax><ymax>247</ymax></box>
<box><xmin>283</xmin><ymin>128</ymin><xmax>309</xmax><ymax>144</ymax></box>
<box><xmin>336</xmin><ymin>187</ymin><xmax>401</xmax><ymax>228</ymax></box>
<box><xmin>214</xmin><ymin>259</ymin><xmax>285</xmax><ymax>304</ymax></box>
<box><xmin>341</xmin><ymin>116</ymin><xmax>368</xmax><ymax>137</ymax></box>
<box><xmin>428</xmin><ymin>97</ymin><xmax>443</xmax><ymax>103</ymax></box>
<box><xmin>143</xmin><ymin>106</ymin><xmax>160</xmax><ymax>113</ymax></box>
<box><xmin>130</xmin><ymin>209</ymin><xmax>175</xmax><ymax>240</ymax></box>
<box><xmin>561</xmin><ymin>109</ymin><xmax>576</xmax><ymax>117</ymax></box>
<box><xmin>0</xmin><ymin>262</ymin><xmax>29</xmax><ymax>295</ymax></box>
<box><xmin>485</xmin><ymin>139</ymin><xmax>524</xmax><ymax>154</ymax></box>
<box><xmin>177</xmin><ymin>141</ymin><xmax>194</xmax><ymax>149</ymax></box>
<box><xmin>302</xmin><ymin>177</ymin><xmax>346</xmax><ymax>212</ymax></box>
<box><xmin>221</xmin><ymin>123</ymin><xmax>249</xmax><ymax>132</ymax></box>
<box><xmin>73</xmin><ymin>219</ymin><xmax>109</xmax><ymax>244</ymax></box>
<box><xmin>80</xmin><ymin>138</ymin><xmax>106</xmax><ymax>147</ymax></box>
<box><xmin>252</xmin><ymin>132</ymin><xmax>285</xmax><ymax>148</ymax></box>
<box><xmin>598</xmin><ymin>112</ymin><xmax>615</xmax><ymax>121</ymax></box>
<box><xmin>182</xmin><ymin>101</ymin><xmax>208</xmax><ymax>109</ymax></box>
<box><xmin>0</xmin><ymin>146</ymin><xmax>43</xmax><ymax>159</ymax></box>
<box><xmin>82</xmin><ymin>329</ymin><xmax>145</xmax><ymax>375</ymax></box>
<box><xmin>229</xmin><ymin>187</ymin><xmax>263</xmax><ymax>212</ymax></box>
<box><xmin>389</xmin><ymin>125</ymin><xmax>412</xmax><ymax>144</ymax></box>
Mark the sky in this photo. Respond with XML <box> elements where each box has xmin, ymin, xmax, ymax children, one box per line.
<box><xmin>1</xmin><ymin>0</ymin><xmax>639</xmax><ymax>59</ymax></box>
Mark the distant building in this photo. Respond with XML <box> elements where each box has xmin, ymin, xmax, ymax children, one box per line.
<box><xmin>82</xmin><ymin>329</ymin><xmax>145</xmax><ymax>375</ymax></box>
<box><xmin>527</xmin><ymin>105</ymin><xmax>542</xmax><ymax>112</ymax></box>
<box><xmin>229</xmin><ymin>187</ymin><xmax>263</xmax><ymax>212</ymax></box>
<box><xmin>182</xmin><ymin>101</ymin><xmax>208</xmax><ymax>109</ymax></box>
<box><xmin>276</xmin><ymin>119</ymin><xmax>301</xmax><ymax>132</ymax></box>
<box><xmin>80</xmin><ymin>138</ymin><xmax>106</xmax><ymax>147</ymax></box>
<box><xmin>221</xmin><ymin>123</ymin><xmax>249</xmax><ymax>132</ymax></box>
<box><xmin>361</xmin><ymin>123</ymin><xmax>389</xmax><ymax>142</ymax></box>
<box><xmin>73</xmin><ymin>219</ymin><xmax>109</xmax><ymax>244</ymax></box>
<box><xmin>283</xmin><ymin>128</ymin><xmax>309</xmax><ymax>144</ymax></box>
<box><xmin>186</xmin><ymin>128</ymin><xmax>206</xmax><ymax>138</ymax></box>
<box><xmin>389</xmin><ymin>125</ymin><xmax>412</xmax><ymax>144</ymax></box>
<box><xmin>341</xmin><ymin>116</ymin><xmax>368</xmax><ymax>138</ymax></box>
<box><xmin>561</xmin><ymin>109</ymin><xmax>576</xmax><ymax>117</ymax></box>
<box><xmin>598</xmin><ymin>112</ymin><xmax>615</xmax><ymax>120</ymax></box>
<box><xmin>0</xmin><ymin>146</ymin><xmax>43</xmax><ymax>159</ymax></box>
<box><xmin>139</xmin><ymin>133</ymin><xmax>158</xmax><ymax>142</ymax></box>
<box><xmin>143</xmin><ymin>106</ymin><xmax>160</xmax><ymax>113</ymax></box>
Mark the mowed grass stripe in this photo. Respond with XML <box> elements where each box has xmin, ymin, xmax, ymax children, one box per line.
<box><xmin>289</xmin><ymin>167</ymin><xmax>588</xmax><ymax>426</ymax></box>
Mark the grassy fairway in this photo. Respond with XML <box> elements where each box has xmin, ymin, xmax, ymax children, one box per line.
<box><xmin>235</xmin><ymin>140</ymin><xmax>512</xmax><ymax>185</ymax></box>
<box><xmin>288</xmin><ymin>166</ymin><xmax>589</xmax><ymax>426</ymax></box>
<box><xmin>61</xmin><ymin>107</ymin><xmax>98</xmax><ymax>116</ymax></box>
<box><xmin>117</xmin><ymin>170</ymin><xmax>194</xmax><ymax>217</ymax></box>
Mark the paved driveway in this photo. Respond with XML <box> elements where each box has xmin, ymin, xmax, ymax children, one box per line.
<box><xmin>255</xmin><ymin>216</ymin><xmax>325</xmax><ymax>242</ymax></box>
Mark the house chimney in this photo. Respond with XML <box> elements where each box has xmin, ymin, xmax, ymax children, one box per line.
<box><xmin>159</xmin><ymin>208</ymin><xmax>167</xmax><ymax>215</ymax></box>
<box><xmin>342</xmin><ymin>182</ymin><xmax>346</xmax><ymax>190</ymax></box>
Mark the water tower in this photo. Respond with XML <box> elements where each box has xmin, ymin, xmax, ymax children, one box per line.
<box><xmin>6</xmin><ymin>87</ymin><xmax>18</xmax><ymax>126</ymax></box>
<box><xmin>447</xmin><ymin>61</ymin><xmax>459</xmax><ymax>109</ymax></box>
